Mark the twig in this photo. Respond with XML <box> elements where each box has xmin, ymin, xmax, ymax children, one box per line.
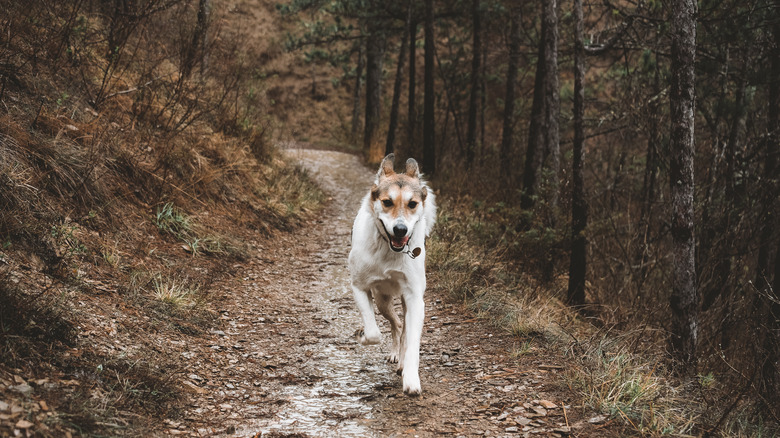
<box><xmin>103</xmin><ymin>77</ymin><xmax>163</xmax><ymax>100</ymax></box>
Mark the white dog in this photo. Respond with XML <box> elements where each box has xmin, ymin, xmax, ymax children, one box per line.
<box><xmin>348</xmin><ymin>153</ymin><xmax>436</xmax><ymax>395</ymax></box>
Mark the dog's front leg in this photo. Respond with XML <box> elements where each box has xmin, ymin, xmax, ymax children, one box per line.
<box><xmin>401</xmin><ymin>292</ymin><xmax>424</xmax><ymax>395</ymax></box>
<box><xmin>375</xmin><ymin>294</ymin><xmax>402</xmax><ymax>362</ymax></box>
<box><xmin>352</xmin><ymin>286</ymin><xmax>381</xmax><ymax>345</ymax></box>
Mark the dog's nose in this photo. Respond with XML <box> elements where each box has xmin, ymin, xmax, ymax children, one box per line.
<box><xmin>393</xmin><ymin>223</ymin><xmax>408</xmax><ymax>237</ymax></box>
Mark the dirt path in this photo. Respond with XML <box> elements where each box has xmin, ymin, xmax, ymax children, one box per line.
<box><xmin>173</xmin><ymin>149</ymin><xmax>594</xmax><ymax>437</ymax></box>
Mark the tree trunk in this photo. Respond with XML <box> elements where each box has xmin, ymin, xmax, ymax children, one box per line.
<box><xmin>465</xmin><ymin>0</ymin><xmax>481</xmax><ymax>168</ymax></box>
<box><xmin>351</xmin><ymin>41</ymin><xmax>364</xmax><ymax>143</ymax></box>
<box><xmin>542</xmin><ymin>0</ymin><xmax>560</xmax><ymax>209</ymax></box>
<box><xmin>521</xmin><ymin>14</ymin><xmax>548</xmax><ymax>210</ymax></box>
<box><xmin>422</xmin><ymin>0</ymin><xmax>436</xmax><ymax>175</ymax></box>
<box><xmin>499</xmin><ymin>6</ymin><xmax>520</xmax><ymax>182</ymax></box>
<box><xmin>408</xmin><ymin>18</ymin><xmax>418</xmax><ymax>155</ymax></box>
<box><xmin>185</xmin><ymin>0</ymin><xmax>210</xmax><ymax>80</ymax></box>
<box><xmin>480</xmin><ymin>48</ymin><xmax>487</xmax><ymax>164</ymax></box>
<box><xmin>385</xmin><ymin>5</ymin><xmax>411</xmax><ymax>157</ymax></box>
<box><xmin>756</xmin><ymin>19</ymin><xmax>780</xmax><ymax>296</ymax></box>
<box><xmin>567</xmin><ymin>0</ymin><xmax>586</xmax><ymax>307</ymax></box>
<box><xmin>364</xmin><ymin>25</ymin><xmax>387</xmax><ymax>163</ymax></box>
<box><xmin>759</xmin><ymin>16</ymin><xmax>780</xmax><ymax>407</ymax></box>
<box><xmin>669</xmin><ymin>0</ymin><xmax>698</xmax><ymax>367</ymax></box>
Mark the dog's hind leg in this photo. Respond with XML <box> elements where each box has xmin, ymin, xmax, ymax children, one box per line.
<box><xmin>352</xmin><ymin>286</ymin><xmax>381</xmax><ymax>345</ymax></box>
<box><xmin>375</xmin><ymin>294</ymin><xmax>402</xmax><ymax>363</ymax></box>
<box><xmin>401</xmin><ymin>293</ymin><xmax>424</xmax><ymax>395</ymax></box>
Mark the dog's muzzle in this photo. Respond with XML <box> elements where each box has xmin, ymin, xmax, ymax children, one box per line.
<box><xmin>386</xmin><ymin>223</ymin><xmax>410</xmax><ymax>252</ymax></box>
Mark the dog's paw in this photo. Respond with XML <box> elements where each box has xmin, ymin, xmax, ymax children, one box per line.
<box><xmin>354</xmin><ymin>329</ymin><xmax>380</xmax><ymax>345</ymax></box>
<box><xmin>385</xmin><ymin>352</ymin><xmax>399</xmax><ymax>363</ymax></box>
<box><xmin>402</xmin><ymin>373</ymin><xmax>422</xmax><ymax>396</ymax></box>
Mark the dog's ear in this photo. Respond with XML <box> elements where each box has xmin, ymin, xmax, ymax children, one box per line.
<box><xmin>421</xmin><ymin>185</ymin><xmax>428</xmax><ymax>202</ymax></box>
<box><xmin>371</xmin><ymin>183</ymin><xmax>380</xmax><ymax>201</ymax></box>
<box><xmin>405</xmin><ymin>158</ymin><xmax>420</xmax><ymax>178</ymax></box>
<box><xmin>377</xmin><ymin>154</ymin><xmax>395</xmax><ymax>180</ymax></box>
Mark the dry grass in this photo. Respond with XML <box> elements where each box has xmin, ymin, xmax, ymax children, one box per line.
<box><xmin>427</xmin><ymin>197</ymin><xmax>712</xmax><ymax>436</ymax></box>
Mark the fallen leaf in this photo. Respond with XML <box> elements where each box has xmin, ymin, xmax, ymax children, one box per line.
<box><xmin>589</xmin><ymin>415</ymin><xmax>608</xmax><ymax>424</ymax></box>
<box><xmin>15</xmin><ymin>419</ymin><xmax>34</xmax><ymax>429</ymax></box>
<box><xmin>39</xmin><ymin>401</ymin><xmax>49</xmax><ymax>411</ymax></box>
<box><xmin>539</xmin><ymin>400</ymin><xmax>557</xmax><ymax>409</ymax></box>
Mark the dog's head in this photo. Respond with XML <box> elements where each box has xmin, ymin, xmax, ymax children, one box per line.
<box><xmin>370</xmin><ymin>154</ymin><xmax>428</xmax><ymax>252</ymax></box>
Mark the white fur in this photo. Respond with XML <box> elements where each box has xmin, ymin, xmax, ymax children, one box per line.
<box><xmin>348</xmin><ymin>167</ymin><xmax>436</xmax><ymax>396</ymax></box>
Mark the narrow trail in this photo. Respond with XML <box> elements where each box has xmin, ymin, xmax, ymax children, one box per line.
<box><xmin>174</xmin><ymin>149</ymin><xmax>594</xmax><ymax>437</ymax></box>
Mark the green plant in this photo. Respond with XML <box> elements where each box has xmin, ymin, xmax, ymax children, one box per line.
<box><xmin>50</xmin><ymin>223</ymin><xmax>88</xmax><ymax>258</ymax></box>
<box><xmin>154</xmin><ymin>203</ymin><xmax>193</xmax><ymax>240</ymax></box>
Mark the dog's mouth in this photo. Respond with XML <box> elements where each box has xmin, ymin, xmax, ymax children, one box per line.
<box><xmin>388</xmin><ymin>233</ymin><xmax>410</xmax><ymax>252</ymax></box>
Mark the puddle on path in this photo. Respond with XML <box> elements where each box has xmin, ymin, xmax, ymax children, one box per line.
<box><xmin>238</xmin><ymin>149</ymin><xmax>393</xmax><ymax>437</ymax></box>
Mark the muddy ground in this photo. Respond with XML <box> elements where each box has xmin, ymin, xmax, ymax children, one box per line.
<box><xmin>161</xmin><ymin>149</ymin><xmax>610</xmax><ymax>437</ymax></box>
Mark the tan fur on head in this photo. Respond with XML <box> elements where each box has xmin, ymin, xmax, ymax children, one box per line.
<box><xmin>371</xmin><ymin>154</ymin><xmax>428</xmax><ymax>209</ymax></box>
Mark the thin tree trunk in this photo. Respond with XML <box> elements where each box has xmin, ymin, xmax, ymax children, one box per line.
<box><xmin>521</xmin><ymin>16</ymin><xmax>547</xmax><ymax>210</ymax></box>
<box><xmin>423</xmin><ymin>0</ymin><xmax>436</xmax><ymax>175</ymax></box>
<box><xmin>407</xmin><ymin>18</ymin><xmax>418</xmax><ymax>154</ymax></box>
<box><xmin>465</xmin><ymin>0</ymin><xmax>481</xmax><ymax>168</ymax></box>
<box><xmin>386</xmin><ymin>5</ymin><xmax>411</xmax><ymax>157</ymax></box>
<box><xmin>669</xmin><ymin>0</ymin><xmax>698</xmax><ymax>367</ymax></box>
<box><xmin>543</xmin><ymin>0</ymin><xmax>561</xmax><ymax>209</ymax></box>
<box><xmin>186</xmin><ymin>0</ymin><xmax>210</xmax><ymax>80</ymax></box>
<box><xmin>567</xmin><ymin>0</ymin><xmax>586</xmax><ymax>307</ymax></box>
<box><xmin>365</xmin><ymin>25</ymin><xmax>387</xmax><ymax>163</ymax></box>
<box><xmin>500</xmin><ymin>6</ymin><xmax>521</xmax><ymax>182</ymax></box>
<box><xmin>759</xmin><ymin>16</ymin><xmax>780</xmax><ymax>405</ymax></box>
<box><xmin>351</xmin><ymin>41</ymin><xmax>364</xmax><ymax>143</ymax></box>
<box><xmin>755</xmin><ymin>24</ymin><xmax>779</xmax><ymax>294</ymax></box>
<box><xmin>480</xmin><ymin>48</ymin><xmax>487</xmax><ymax>164</ymax></box>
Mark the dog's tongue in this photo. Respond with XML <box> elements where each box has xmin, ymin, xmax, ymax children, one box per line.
<box><xmin>391</xmin><ymin>235</ymin><xmax>410</xmax><ymax>248</ymax></box>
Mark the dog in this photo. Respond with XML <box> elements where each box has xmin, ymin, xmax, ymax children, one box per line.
<box><xmin>348</xmin><ymin>153</ymin><xmax>436</xmax><ymax>395</ymax></box>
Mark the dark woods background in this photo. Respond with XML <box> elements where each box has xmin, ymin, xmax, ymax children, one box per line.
<box><xmin>0</xmin><ymin>0</ymin><xmax>778</xmax><ymax>433</ymax></box>
<box><xmin>281</xmin><ymin>0</ymin><xmax>780</xmax><ymax>425</ymax></box>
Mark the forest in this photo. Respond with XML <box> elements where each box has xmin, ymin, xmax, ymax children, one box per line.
<box><xmin>0</xmin><ymin>0</ymin><xmax>778</xmax><ymax>436</ymax></box>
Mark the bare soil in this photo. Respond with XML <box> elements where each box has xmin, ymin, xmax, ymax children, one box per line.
<box><xmin>161</xmin><ymin>148</ymin><xmax>609</xmax><ymax>437</ymax></box>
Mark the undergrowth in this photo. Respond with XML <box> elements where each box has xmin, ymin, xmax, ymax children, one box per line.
<box><xmin>427</xmin><ymin>196</ymin><xmax>775</xmax><ymax>436</ymax></box>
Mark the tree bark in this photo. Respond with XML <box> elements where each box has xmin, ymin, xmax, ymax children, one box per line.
<box><xmin>351</xmin><ymin>41</ymin><xmax>364</xmax><ymax>143</ymax></box>
<box><xmin>567</xmin><ymin>0</ymin><xmax>586</xmax><ymax>307</ymax></box>
<box><xmin>542</xmin><ymin>0</ymin><xmax>560</xmax><ymax>209</ymax></box>
<box><xmin>185</xmin><ymin>0</ymin><xmax>210</xmax><ymax>80</ymax></box>
<box><xmin>423</xmin><ymin>0</ymin><xmax>436</xmax><ymax>175</ymax></box>
<box><xmin>364</xmin><ymin>24</ymin><xmax>387</xmax><ymax>163</ymax></box>
<box><xmin>407</xmin><ymin>17</ymin><xmax>418</xmax><ymax>155</ymax></box>
<box><xmin>756</xmin><ymin>18</ymin><xmax>780</xmax><ymax>297</ymax></box>
<box><xmin>758</xmin><ymin>15</ymin><xmax>780</xmax><ymax>407</ymax></box>
<box><xmin>521</xmin><ymin>11</ymin><xmax>548</xmax><ymax>210</ymax></box>
<box><xmin>500</xmin><ymin>6</ymin><xmax>521</xmax><ymax>181</ymax></box>
<box><xmin>465</xmin><ymin>0</ymin><xmax>481</xmax><ymax>168</ymax></box>
<box><xmin>385</xmin><ymin>5</ymin><xmax>411</xmax><ymax>157</ymax></box>
<box><xmin>669</xmin><ymin>0</ymin><xmax>698</xmax><ymax>367</ymax></box>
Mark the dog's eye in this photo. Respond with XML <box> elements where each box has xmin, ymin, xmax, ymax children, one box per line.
<box><xmin>408</xmin><ymin>201</ymin><xmax>418</xmax><ymax>209</ymax></box>
<box><xmin>382</xmin><ymin>199</ymin><xmax>393</xmax><ymax>207</ymax></box>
